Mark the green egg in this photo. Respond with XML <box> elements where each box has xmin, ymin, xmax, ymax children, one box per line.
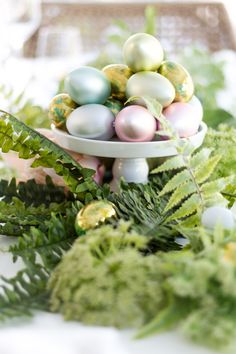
<box><xmin>159</xmin><ymin>61</ymin><xmax>194</xmax><ymax>102</ymax></box>
<box><xmin>104</xmin><ymin>98</ymin><xmax>123</xmax><ymax>116</ymax></box>
<box><xmin>48</xmin><ymin>93</ymin><xmax>77</xmax><ymax>130</ymax></box>
<box><xmin>65</xmin><ymin>66</ymin><xmax>111</xmax><ymax>105</ymax></box>
<box><xmin>102</xmin><ymin>64</ymin><xmax>133</xmax><ymax>101</ymax></box>
<box><xmin>126</xmin><ymin>71</ymin><xmax>175</xmax><ymax>107</ymax></box>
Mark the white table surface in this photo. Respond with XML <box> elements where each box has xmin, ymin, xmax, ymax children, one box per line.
<box><xmin>0</xmin><ymin>235</ymin><xmax>220</xmax><ymax>354</ymax></box>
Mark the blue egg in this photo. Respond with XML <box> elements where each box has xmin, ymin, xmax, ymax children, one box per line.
<box><xmin>65</xmin><ymin>66</ymin><xmax>111</xmax><ymax>105</ymax></box>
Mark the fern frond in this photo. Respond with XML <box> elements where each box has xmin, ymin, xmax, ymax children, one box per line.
<box><xmin>164</xmin><ymin>180</ymin><xmax>196</xmax><ymax>212</ymax></box>
<box><xmin>200</xmin><ymin>176</ymin><xmax>234</xmax><ymax>196</ymax></box>
<box><xmin>194</xmin><ymin>155</ymin><xmax>221</xmax><ymax>184</ymax></box>
<box><xmin>0</xmin><ymin>265</ymin><xmax>49</xmax><ymax>321</ymax></box>
<box><xmin>167</xmin><ymin>193</ymin><xmax>201</xmax><ymax>221</ymax></box>
<box><xmin>9</xmin><ymin>206</ymin><xmax>82</xmax><ymax>269</ymax></box>
<box><xmin>0</xmin><ymin>111</ymin><xmax>99</xmax><ymax>200</ymax></box>
<box><xmin>189</xmin><ymin>148</ymin><xmax>212</xmax><ymax>169</ymax></box>
<box><xmin>151</xmin><ymin>155</ymin><xmax>185</xmax><ymax>174</ymax></box>
<box><xmin>159</xmin><ymin>170</ymin><xmax>191</xmax><ymax>196</ymax></box>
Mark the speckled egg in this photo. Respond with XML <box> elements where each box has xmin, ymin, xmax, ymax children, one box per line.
<box><xmin>102</xmin><ymin>64</ymin><xmax>133</xmax><ymax>101</ymax></box>
<box><xmin>158</xmin><ymin>102</ymin><xmax>201</xmax><ymax>138</ymax></box>
<box><xmin>159</xmin><ymin>61</ymin><xmax>194</xmax><ymax>102</ymax></box>
<box><xmin>123</xmin><ymin>33</ymin><xmax>164</xmax><ymax>72</ymax></box>
<box><xmin>126</xmin><ymin>71</ymin><xmax>175</xmax><ymax>108</ymax></box>
<box><xmin>104</xmin><ymin>98</ymin><xmax>123</xmax><ymax>116</ymax></box>
<box><xmin>65</xmin><ymin>66</ymin><xmax>111</xmax><ymax>105</ymax></box>
<box><xmin>48</xmin><ymin>93</ymin><xmax>77</xmax><ymax>129</ymax></box>
<box><xmin>115</xmin><ymin>105</ymin><xmax>156</xmax><ymax>142</ymax></box>
<box><xmin>66</xmin><ymin>104</ymin><xmax>115</xmax><ymax>140</ymax></box>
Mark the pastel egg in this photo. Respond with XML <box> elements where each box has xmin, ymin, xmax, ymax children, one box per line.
<box><xmin>201</xmin><ymin>206</ymin><xmax>235</xmax><ymax>230</ymax></box>
<box><xmin>159</xmin><ymin>61</ymin><xmax>194</xmax><ymax>102</ymax></box>
<box><xmin>102</xmin><ymin>64</ymin><xmax>133</xmax><ymax>101</ymax></box>
<box><xmin>115</xmin><ymin>105</ymin><xmax>156</xmax><ymax>142</ymax></box>
<box><xmin>123</xmin><ymin>33</ymin><xmax>164</xmax><ymax>72</ymax></box>
<box><xmin>158</xmin><ymin>102</ymin><xmax>201</xmax><ymax>138</ymax></box>
<box><xmin>65</xmin><ymin>66</ymin><xmax>111</xmax><ymax>105</ymax></box>
<box><xmin>188</xmin><ymin>95</ymin><xmax>203</xmax><ymax>121</ymax></box>
<box><xmin>48</xmin><ymin>93</ymin><xmax>77</xmax><ymax>130</ymax></box>
<box><xmin>104</xmin><ymin>98</ymin><xmax>123</xmax><ymax>116</ymax></box>
<box><xmin>126</xmin><ymin>71</ymin><xmax>175</xmax><ymax>107</ymax></box>
<box><xmin>66</xmin><ymin>104</ymin><xmax>115</xmax><ymax>140</ymax></box>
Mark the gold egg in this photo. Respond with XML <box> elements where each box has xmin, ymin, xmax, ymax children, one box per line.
<box><xmin>75</xmin><ymin>200</ymin><xmax>116</xmax><ymax>232</ymax></box>
<box><xmin>102</xmin><ymin>64</ymin><xmax>133</xmax><ymax>101</ymax></box>
<box><xmin>159</xmin><ymin>61</ymin><xmax>194</xmax><ymax>102</ymax></box>
<box><xmin>48</xmin><ymin>93</ymin><xmax>77</xmax><ymax>130</ymax></box>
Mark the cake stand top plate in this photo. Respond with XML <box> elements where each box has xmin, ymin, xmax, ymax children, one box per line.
<box><xmin>52</xmin><ymin>122</ymin><xmax>207</xmax><ymax>159</ymax></box>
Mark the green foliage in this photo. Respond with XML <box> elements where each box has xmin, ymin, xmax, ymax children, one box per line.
<box><xmin>137</xmin><ymin>226</ymin><xmax>236</xmax><ymax>349</ymax></box>
<box><xmin>48</xmin><ymin>222</ymin><xmax>164</xmax><ymax>327</ymax></box>
<box><xmin>0</xmin><ymin>84</ymin><xmax>50</xmax><ymax>128</ymax></box>
<box><xmin>0</xmin><ymin>111</ymin><xmax>99</xmax><ymax>200</ymax></box>
<box><xmin>110</xmin><ymin>178</ymin><xmax>181</xmax><ymax>252</ymax></box>
<box><xmin>0</xmin><ymin>264</ymin><xmax>49</xmax><ymax>321</ymax></box>
<box><xmin>0</xmin><ymin>177</ymin><xmax>73</xmax><ymax>206</ymax></box>
<box><xmin>151</xmin><ymin>148</ymin><xmax>232</xmax><ymax>222</ymax></box>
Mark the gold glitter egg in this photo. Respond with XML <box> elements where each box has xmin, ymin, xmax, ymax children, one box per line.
<box><xmin>48</xmin><ymin>93</ymin><xmax>77</xmax><ymax>130</ymax></box>
<box><xmin>75</xmin><ymin>200</ymin><xmax>116</xmax><ymax>232</ymax></box>
<box><xmin>159</xmin><ymin>61</ymin><xmax>194</xmax><ymax>102</ymax></box>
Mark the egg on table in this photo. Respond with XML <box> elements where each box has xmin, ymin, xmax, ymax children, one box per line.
<box><xmin>66</xmin><ymin>104</ymin><xmax>115</xmax><ymax>140</ymax></box>
<box><xmin>115</xmin><ymin>105</ymin><xmax>156</xmax><ymax>142</ymax></box>
<box><xmin>158</xmin><ymin>60</ymin><xmax>194</xmax><ymax>102</ymax></box>
<box><xmin>65</xmin><ymin>66</ymin><xmax>111</xmax><ymax>106</ymax></box>
<box><xmin>48</xmin><ymin>93</ymin><xmax>78</xmax><ymax>130</ymax></box>
<box><xmin>123</xmin><ymin>33</ymin><xmax>164</xmax><ymax>72</ymax></box>
<box><xmin>102</xmin><ymin>64</ymin><xmax>133</xmax><ymax>101</ymax></box>
<box><xmin>126</xmin><ymin>71</ymin><xmax>175</xmax><ymax>108</ymax></box>
<box><xmin>157</xmin><ymin>102</ymin><xmax>201</xmax><ymax>138</ymax></box>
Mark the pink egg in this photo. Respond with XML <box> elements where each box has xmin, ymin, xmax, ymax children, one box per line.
<box><xmin>115</xmin><ymin>105</ymin><xmax>156</xmax><ymax>142</ymax></box>
<box><xmin>158</xmin><ymin>102</ymin><xmax>201</xmax><ymax>138</ymax></box>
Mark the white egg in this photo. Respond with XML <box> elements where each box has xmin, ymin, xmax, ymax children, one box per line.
<box><xmin>201</xmin><ymin>206</ymin><xmax>235</xmax><ymax>230</ymax></box>
<box><xmin>188</xmin><ymin>95</ymin><xmax>203</xmax><ymax>122</ymax></box>
<box><xmin>66</xmin><ymin>104</ymin><xmax>115</xmax><ymax>140</ymax></box>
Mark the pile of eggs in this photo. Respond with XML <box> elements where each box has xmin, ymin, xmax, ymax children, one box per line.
<box><xmin>49</xmin><ymin>33</ymin><xmax>203</xmax><ymax>142</ymax></box>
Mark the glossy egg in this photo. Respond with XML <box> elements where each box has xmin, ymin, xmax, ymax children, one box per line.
<box><xmin>158</xmin><ymin>102</ymin><xmax>201</xmax><ymax>138</ymax></box>
<box><xmin>48</xmin><ymin>93</ymin><xmax>77</xmax><ymax>129</ymax></box>
<box><xmin>188</xmin><ymin>95</ymin><xmax>203</xmax><ymax>121</ymax></box>
<box><xmin>65</xmin><ymin>66</ymin><xmax>111</xmax><ymax>105</ymax></box>
<box><xmin>159</xmin><ymin>61</ymin><xmax>194</xmax><ymax>102</ymax></box>
<box><xmin>104</xmin><ymin>98</ymin><xmax>123</xmax><ymax>116</ymax></box>
<box><xmin>66</xmin><ymin>104</ymin><xmax>115</xmax><ymax>140</ymax></box>
<box><xmin>126</xmin><ymin>71</ymin><xmax>175</xmax><ymax>107</ymax></box>
<box><xmin>201</xmin><ymin>206</ymin><xmax>235</xmax><ymax>230</ymax></box>
<box><xmin>123</xmin><ymin>33</ymin><xmax>164</xmax><ymax>72</ymax></box>
<box><xmin>115</xmin><ymin>105</ymin><xmax>156</xmax><ymax>142</ymax></box>
<box><xmin>102</xmin><ymin>64</ymin><xmax>133</xmax><ymax>101</ymax></box>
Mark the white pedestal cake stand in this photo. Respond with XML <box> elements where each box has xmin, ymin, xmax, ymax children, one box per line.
<box><xmin>52</xmin><ymin>122</ymin><xmax>207</xmax><ymax>191</ymax></box>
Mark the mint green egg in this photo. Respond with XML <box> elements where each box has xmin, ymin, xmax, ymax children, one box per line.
<box><xmin>65</xmin><ymin>66</ymin><xmax>111</xmax><ymax>105</ymax></box>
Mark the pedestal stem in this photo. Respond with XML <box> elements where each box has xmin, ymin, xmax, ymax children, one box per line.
<box><xmin>110</xmin><ymin>158</ymin><xmax>149</xmax><ymax>192</ymax></box>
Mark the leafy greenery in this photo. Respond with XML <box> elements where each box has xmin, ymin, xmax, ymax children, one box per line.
<box><xmin>151</xmin><ymin>147</ymin><xmax>233</xmax><ymax>222</ymax></box>
<box><xmin>0</xmin><ymin>111</ymin><xmax>98</xmax><ymax>201</ymax></box>
<box><xmin>48</xmin><ymin>221</ymin><xmax>164</xmax><ymax>327</ymax></box>
<box><xmin>0</xmin><ymin>264</ymin><xmax>49</xmax><ymax>321</ymax></box>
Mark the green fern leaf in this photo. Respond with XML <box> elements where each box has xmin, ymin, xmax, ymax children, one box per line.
<box><xmin>0</xmin><ymin>265</ymin><xmax>49</xmax><ymax>321</ymax></box>
<box><xmin>159</xmin><ymin>170</ymin><xmax>191</xmax><ymax>196</ymax></box>
<box><xmin>151</xmin><ymin>155</ymin><xmax>185</xmax><ymax>174</ymax></box>
<box><xmin>190</xmin><ymin>148</ymin><xmax>212</xmax><ymax>169</ymax></box>
<box><xmin>200</xmin><ymin>176</ymin><xmax>234</xmax><ymax>196</ymax></box>
<box><xmin>167</xmin><ymin>193</ymin><xmax>201</xmax><ymax>221</ymax></box>
<box><xmin>0</xmin><ymin>111</ymin><xmax>98</xmax><ymax>200</ymax></box>
<box><xmin>194</xmin><ymin>155</ymin><xmax>221</xmax><ymax>184</ymax></box>
<box><xmin>164</xmin><ymin>180</ymin><xmax>197</xmax><ymax>212</ymax></box>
